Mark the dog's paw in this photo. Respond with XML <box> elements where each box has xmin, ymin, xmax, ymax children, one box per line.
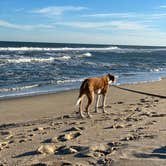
<box><xmin>87</xmin><ymin>113</ymin><xmax>93</xmax><ymax>118</ymax></box>
<box><xmin>103</xmin><ymin>110</ymin><xmax>109</xmax><ymax>114</ymax></box>
<box><xmin>80</xmin><ymin>114</ymin><xmax>86</xmax><ymax>119</ymax></box>
<box><xmin>94</xmin><ymin>109</ymin><xmax>99</xmax><ymax>113</ymax></box>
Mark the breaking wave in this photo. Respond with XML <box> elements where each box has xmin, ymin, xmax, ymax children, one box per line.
<box><xmin>76</xmin><ymin>52</ymin><xmax>92</xmax><ymax>58</ymax></box>
<box><xmin>0</xmin><ymin>56</ymin><xmax>71</xmax><ymax>64</ymax></box>
<box><xmin>57</xmin><ymin>78</ymin><xmax>84</xmax><ymax>84</ymax></box>
<box><xmin>0</xmin><ymin>46</ymin><xmax>119</xmax><ymax>52</ymax></box>
<box><xmin>0</xmin><ymin>84</ymin><xmax>39</xmax><ymax>92</ymax></box>
<box><xmin>0</xmin><ymin>46</ymin><xmax>166</xmax><ymax>53</ymax></box>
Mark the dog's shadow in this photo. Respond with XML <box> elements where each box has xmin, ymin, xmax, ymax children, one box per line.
<box><xmin>13</xmin><ymin>151</ymin><xmax>40</xmax><ymax>158</ymax></box>
<box><xmin>134</xmin><ymin>146</ymin><xmax>166</xmax><ymax>159</ymax></box>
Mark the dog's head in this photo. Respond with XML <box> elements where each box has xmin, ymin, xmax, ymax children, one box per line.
<box><xmin>107</xmin><ymin>74</ymin><xmax>115</xmax><ymax>84</ymax></box>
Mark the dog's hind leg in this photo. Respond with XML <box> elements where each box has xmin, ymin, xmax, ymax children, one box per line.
<box><xmin>78</xmin><ymin>96</ymin><xmax>85</xmax><ymax>118</ymax></box>
<box><xmin>86</xmin><ymin>92</ymin><xmax>94</xmax><ymax>118</ymax></box>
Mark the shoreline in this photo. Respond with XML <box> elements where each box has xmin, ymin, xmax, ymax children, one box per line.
<box><xmin>0</xmin><ymin>77</ymin><xmax>165</xmax><ymax>101</ymax></box>
<box><xmin>0</xmin><ymin>78</ymin><xmax>166</xmax><ymax>165</ymax></box>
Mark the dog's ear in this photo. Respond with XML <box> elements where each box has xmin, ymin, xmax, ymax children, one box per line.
<box><xmin>107</xmin><ymin>74</ymin><xmax>115</xmax><ymax>82</ymax></box>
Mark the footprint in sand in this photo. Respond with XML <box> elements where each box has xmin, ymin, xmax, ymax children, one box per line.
<box><xmin>58</xmin><ymin>131</ymin><xmax>82</xmax><ymax>142</ymax></box>
<box><xmin>75</xmin><ymin>143</ymin><xmax>118</xmax><ymax>159</ymax></box>
<box><xmin>104</xmin><ymin>123</ymin><xmax>125</xmax><ymax>129</ymax></box>
<box><xmin>0</xmin><ymin>130</ymin><xmax>13</xmax><ymax>140</ymax></box>
<box><xmin>63</xmin><ymin>126</ymin><xmax>85</xmax><ymax>132</ymax></box>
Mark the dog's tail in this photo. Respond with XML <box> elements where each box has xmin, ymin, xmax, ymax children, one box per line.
<box><xmin>76</xmin><ymin>97</ymin><xmax>82</xmax><ymax>106</ymax></box>
<box><xmin>76</xmin><ymin>79</ymin><xmax>88</xmax><ymax>106</ymax></box>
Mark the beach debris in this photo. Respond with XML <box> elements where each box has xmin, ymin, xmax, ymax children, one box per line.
<box><xmin>37</xmin><ymin>144</ymin><xmax>60</xmax><ymax>154</ymax></box>
<box><xmin>58</xmin><ymin>132</ymin><xmax>81</xmax><ymax>142</ymax></box>
<box><xmin>33</xmin><ymin>127</ymin><xmax>44</xmax><ymax>131</ymax></box>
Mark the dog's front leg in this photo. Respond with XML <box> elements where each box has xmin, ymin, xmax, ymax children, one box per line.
<box><xmin>102</xmin><ymin>94</ymin><xmax>107</xmax><ymax>113</ymax></box>
<box><xmin>95</xmin><ymin>94</ymin><xmax>100</xmax><ymax>113</ymax></box>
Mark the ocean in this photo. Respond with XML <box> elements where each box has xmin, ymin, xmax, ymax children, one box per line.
<box><xmin>0</xmin><ymin>41</ymin><xmax>166</xmax><ymax>99</ymax></box>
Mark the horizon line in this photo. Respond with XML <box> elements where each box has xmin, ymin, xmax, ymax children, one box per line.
<box><xmin>0</xmin><ymin>40</ymin><xmax>166</xmax><ymax>48</ymax></box>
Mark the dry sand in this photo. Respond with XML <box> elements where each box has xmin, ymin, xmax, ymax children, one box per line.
<box><xmin>0</xmin><ymin>79</ymin><xmax>166</xmax><ymax>166</ymax></box>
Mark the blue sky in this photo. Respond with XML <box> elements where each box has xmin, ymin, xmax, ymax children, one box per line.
<box><xmin>0</xmin><ymin>0</ymin><xmax>166</xmax><ymax>46</ymax></box>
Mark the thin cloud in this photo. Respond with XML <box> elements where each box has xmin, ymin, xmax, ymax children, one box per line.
<box><xmin>33</xmin><ymin>6</ymin><xmax>87</xmax><ymax>16</ymax></box>
<box><xmin>55</xmin><ymin>21</ymin><xmax>148</xmax><ymax>31</ymax></box>
<box><xmin>84</xmin><ymin>12</ymin><xmax>166</xmax><ymax>19</ymax></box>
<box><xmin>83</xmin><ymin>12</ymin><xmax>136</xmax><ymax>18</ymax></box>
<box><xmin>159</xmin><ymin>5</ymin><xmax>166</xmax><ymax>8</ymax></box>
<box><xmin>0</xmin><ymin>20</ymin><xmax>53</xmax><ymax>30</ymax></box>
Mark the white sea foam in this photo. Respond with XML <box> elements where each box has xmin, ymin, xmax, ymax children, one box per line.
<box><xmin>6</xmin><ymin>57</ymin><xmax>55</xmax><ymax>63</ymax></box>
<box><xmin>1</xmin><ymin>46</ymin><xmax>166</xmax><ymax>53</ymax></box>
<box><xmin>82</xmin><ymin>52</ymin><xmax>92</xmax><ymax>57</ymax></box>
<box><xmin>77</xmin><ymin>52</ymin><xmax>92</xmax><ymax>58</ymax></box>
<box><xmin>111</xmin><ymin>48</ymin><xmax>166</xmax><ymax>53</ymax></box>
<box><xmin>55</xmin><ymin>55</ymin><xmax>71</xmax><ymax>61</ymax></box>
<box><xmin>150</xmin><ymin>68</ymin><xmax>165</xmax><ymax>72</ymax></box>
<box><xmin>1</xmin><ymin>55</ymin><xmax>71</xmax><ymax>64</ymax></box>
<box><xmin>57</xmin><ymin>78</ymin><xmax>84</xmax><ymax>84</ymax></box>
<box><xmin>0</xmin><ymin>46</ymin><xmax>119</xmax><ymax>52</ymax></box>
<box><xmin>0</xmin><ymin>84</ymin><xmax>39</xmax><ymax>92</ymax></box>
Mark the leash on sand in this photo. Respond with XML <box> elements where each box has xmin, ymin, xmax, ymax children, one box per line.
<box><xmin>112</xmin><ymin>85</ymin><xmax>166</xmax><ymax>99</ymax></box>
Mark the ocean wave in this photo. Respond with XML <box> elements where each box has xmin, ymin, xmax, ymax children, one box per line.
<box><xmin>7</xmin><ymin>57</ymin><xmax>55</xmax><ymax>63</ymax></box>
<box><xmin>0</xmin><ymin>55</ymin><xmax>71</xmax><ymax>64</ymax></box>
<box><xmin>76</xmin><ymin>52</ymin><xmax>92</xmax><ymax>58</ymax></box>
<box><xmin>150</xmin><ymin>68</ymin><xmax>165</xmax><ymax>72</ymax></box>
<box><xmin>55</xmin><ymin>55</ymin><xmax>71</xmax><ymax>61</ymax></box>
<box><xmin>0</xmin><ymin>84</ymin><xmax>39</xmax><ymax>92</ymax></box>
<box><xmin>111</xmin><ymin>48</ymin><xmax>166</xmax><ymax>53</ymax></box>
<box><xmin>57</xmin><ymin>78</ymin><xmax>84</xmax><ymax>84</ymax></box>
<box><xmin>1</xmin><ymin>46</ymin><xmax>166</xmax><ymax>55</ymax></box>
<box><xmin>0</xmin><ymin>46</ymin><xmax>119</xmax><ymax>52</ymax></box>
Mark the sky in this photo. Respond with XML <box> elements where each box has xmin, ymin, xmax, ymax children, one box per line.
<box><xmin>0</xmin><ymin>0</ymin><xmax>166</xmax><ymax>46</ymax></box>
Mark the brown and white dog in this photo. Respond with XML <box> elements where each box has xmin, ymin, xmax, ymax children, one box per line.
<box><xmin>76</xmin><ymin>74</ymin><xmax>115</xmax><ymax>118</ymax></box>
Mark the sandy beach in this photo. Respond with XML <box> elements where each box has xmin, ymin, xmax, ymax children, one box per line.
<box><xmin>0</xmin><ymin>79</ymin><xmax>166</xmax><ymax>166</ymax></box>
